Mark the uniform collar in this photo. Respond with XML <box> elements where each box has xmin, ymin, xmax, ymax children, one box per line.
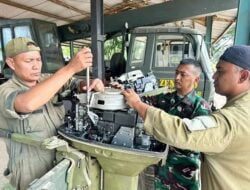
<box><xmin>174</xmin><ymin>90</ymin><xmax>196</xmax><ymax>105</ymax></box>
<box><xmin>12</xmin><ymin>74</ymin><xmax>37</xmax><ymax>90</ymax></box>
<box><xmin>224</xmin><ymin>89</ymin><xmax>250</xmax><ymax>107</ymax></box>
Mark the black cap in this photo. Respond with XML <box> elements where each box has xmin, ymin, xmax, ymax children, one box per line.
<box><xmin>220</xmin><ymin>45</ymin><xmax>250</xmax><ymax>70</ymax></box>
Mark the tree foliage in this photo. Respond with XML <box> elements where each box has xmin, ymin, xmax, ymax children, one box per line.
<box><xmin>211</xmin><ymin>25</ymin><xmax>235</xmax><ymax>65</ymax></box>
<box><xmin>104</xmin><ymin>36</ymin><xmax>123</xmax><ymax>60</ymax></box>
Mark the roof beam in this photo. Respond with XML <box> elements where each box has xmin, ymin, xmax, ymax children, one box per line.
<box><xmin>0</xmin><ymin>0</ymin><xmax>73</xmax><ymax>22</ymax></box>
<box><xmin>47</xmin><ymin>0</ymin><xmax>89</xmax><ymax>16</ymax></box>
<box><xmin>205</xmin><ymin>16</ymin><xmax>213</xmax><ymax>52</ymax></box>
<box><xmin>104</xmin><ymin>0</ymin><xmax>238</xmax><ymax>31</ymax></box>
<box><xmin>193</xmin><ymin>18</ymin><xmax>206</xmax><ymax>26</ymax></box>
<box><xmin>58</xmin><ymin>0</ymin><xmax>238</xmax><ymax>41</ymax></box>
<box><xmin>104</xmin><ymin>0</ymin><xmax>148</xmax><ymax>15</ymax></box>
<box><xmin>213</xmin><ymin>16</ymin><xmax>235</xmax><ymax>22</ymax></box>
<box><xmin>213</xmin><ymin>20</ymin><xmax>235</xmax><ymax>44</ymax></box>
<box><xmin>193</xmin><ymin>16</ymin><xmax>235</xmax><ymax>26</ymax></box>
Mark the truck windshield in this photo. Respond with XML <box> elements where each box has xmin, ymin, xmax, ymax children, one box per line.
<box><xmin>0</xmin><ymin>35</ymin><xmax>3</xmax><ymax>72</ymax></box>
<box><xmin>2</xmin><ymin>28</ymin><xmax>12</xmax><ymax>46</ymax></box>
<box><xmin>1</xmin><ymin>26</ymin><xmax>33</xmax><ymax>75</ymax></box>
<box><xmin>130</xmin><ymin>36</ymin><xmax>147</xmax><ymax>67</ymax></box>
<box><xmin>37</xmin><ymin>22</ymin><xmax>64</xmax><ymax>72</ymax></box>
<box><xmin>155</xmin><ymin>34</ymin><xmax>195</xmax><ymax>68</ymax></box>
<box><xmin>14</xmin><ymin>26</ymin><xmax>32</xmax><ymax>38</ymax></box>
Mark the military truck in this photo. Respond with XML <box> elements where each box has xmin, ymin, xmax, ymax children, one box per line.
<box><xmin>0</xmin><ymin>18</ymin><xmax>214</xmax><ymax>190</ymax></box>
<box><xmin>0</xmin><ymin>18</ymin><xmax>214</xmax><ymax>102</ymax></box>
<box><xmin>114</xmin><ymin>26</ymin><xmax>214</xmax><ymax>101</ymax></box>
<box><xmin>0</xmin><ymin>19</ymin><xmax>64</xmax><ymax>76</ymax></box>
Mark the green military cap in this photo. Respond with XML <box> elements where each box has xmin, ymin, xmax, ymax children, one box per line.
<box><xmin>5</xmin><ymin>37</ymin><xmax>40</xmax><ymax>58</ymax></box>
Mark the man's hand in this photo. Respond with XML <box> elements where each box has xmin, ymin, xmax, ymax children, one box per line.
<box><xmin>89</xmin><ymin>79</ymin><xmax>105</xmax><ymax>92</ymax></box>
<box><xmin>110</xmin><ymin>81</ymin><xmax>124</xmax><ymax>90</ymax></box>
<box><xmin>81</xmin><ymin>78</ymin><xmax>105</xmax><ymax>92</ymax></box>
<box><xmin>122</xmin><ymin>89</ymin><xmax>142</xmax><ymax>109</ymax></box>
<box><xmin>122</xmin><ymin>89</ymin><xmax>149</xmax><ymax>119</ymax></box>
<box><xmin>67</xmin><ymin>47</ymin><xmax>93</xmax><ymax>74</ymax></box>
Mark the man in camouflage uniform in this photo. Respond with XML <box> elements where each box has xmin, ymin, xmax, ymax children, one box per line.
<box><xmin>152</xmin><ymin>92</ymin><xmax>210</xmax><ymax>190</ymax></box>
<box><xmin>0</xmin><ymin>37</ymin><xmax>104</xmax><ymax>190</ymax></box>
<box><xmin>124</xmin><ymin>45</ymin><xmax>250</xmax><ymax>190</ymax></box>
<box><xmin>138</xmin><ymin>59</ymin><xmax>211</xmax><ymax>190</ymax></box>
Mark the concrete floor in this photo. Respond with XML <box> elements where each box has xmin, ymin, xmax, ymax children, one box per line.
<box><xmin>0</xmin><ymin>138</ymin><xmax>9</xmax><ymax>189</ymax></box>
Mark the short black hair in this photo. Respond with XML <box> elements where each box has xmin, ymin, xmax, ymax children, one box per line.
<box><xmin>179</xmin><ymin>58</ymin><xmax>201</xmax><ymax>76</ymax></box>
<box><xmin>180</xmin><ymin>58</ymin><xmax>198</xmax><ymax>66</ymax></box>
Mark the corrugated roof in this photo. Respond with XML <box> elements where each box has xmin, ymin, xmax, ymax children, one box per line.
<box><xmin>0</xmin><ymin>0</ymin><xmax>237</xmax><ymax>44</ymax></box>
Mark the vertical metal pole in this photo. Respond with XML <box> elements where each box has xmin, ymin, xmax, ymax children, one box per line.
<box><xmin>91</xmin><ymin>0</ymin><xmax>105</xmax><ymax>80</ymax></box>
<box><xmin>70</xmin><ymin>41</ymin><xmax>74</xmax><ymax>58</ymax></box>
<box><xmin>86</xmin><ymin>67</ymin><xmax>90</xmax><ymax>113</ymax></box>
<box><xmin>205</xmin><ymin>16</ymin><xmax>213</xmax><ymax>55</ymax></box>
<box><xmin>234</xmin><ymin>0</ymin><xmax>250</xmax><ymax>45</ymax></box>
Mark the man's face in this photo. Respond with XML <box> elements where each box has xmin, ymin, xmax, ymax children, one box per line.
<box><xmin>213</xmin><ymin>60</ymin><xmax>241</xmax><ymax>97</ymax></box>
<box><xmin>175</xmin><ymin>64</ymin><xmax>199</xmax><ymax>95</ymax></box>
<box><xmin>7</xmin><ymin>51</ymin><xmax>42</xmax><ymax>85</ymax></box>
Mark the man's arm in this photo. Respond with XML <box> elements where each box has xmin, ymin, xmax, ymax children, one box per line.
<box><xmin>144</xmin><ymin>107</ymin><xmax>235</xmax><ymax>153</ymax></box>
<box><xmin>14</xmin><ymin>48</ymin><xmax>94</xmax><ymax>113</ymax></box>
<box><xmin>123</xmin><ymin>89</ymin><xmax>234</xmax><ymax>154</ymax></box>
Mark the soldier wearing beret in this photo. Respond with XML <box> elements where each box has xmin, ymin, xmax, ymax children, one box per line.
<box><xmin>0</xmin><ymin>37</ymin><xmax>104</xmax><ymax>190</ymax></box>
<box><xmin>124</xmin><ymin>45</ymin><xmax>250</xmax><ymax>190</ymax></box>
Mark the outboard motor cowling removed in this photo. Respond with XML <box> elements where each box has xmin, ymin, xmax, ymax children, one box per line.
<box><xmin>59</xmin><ymin>87</ymin><xmax>165</xmax><ymax>152</ymax></box>
<box><xmin>57</xmin><ymin>71</ymin><xmax>167</xmax><ymax>190</ymax></box>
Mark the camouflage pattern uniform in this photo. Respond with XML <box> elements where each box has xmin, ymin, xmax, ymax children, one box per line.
<box><xmin>145</xmin><ymin>90</ymin><xmax>211</xmax><ymax>190</ymax></box>
<box><xmin>0</xmin><ymin>74</ymin><xmax>78</xmax><ymax>190</ymax></box>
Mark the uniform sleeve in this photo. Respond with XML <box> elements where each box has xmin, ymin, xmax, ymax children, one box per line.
<box><xmin>144</xmin><ymin>106</ymin><xmax>235</xmax><ymax>154</ymax></box>
<box><xmin>0</xmin><ymin>87</ymin><xmax>28</xmax><ymax>119</ymax></box>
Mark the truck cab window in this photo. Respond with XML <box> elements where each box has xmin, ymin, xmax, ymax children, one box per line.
<box><xmin>1</xmin><ymin>28</ymin><xmax>13</xmax><ymax>77</ymax></box>
<box><xmin>2</xmin><ymin>28</ymin><xmax>12</xmax><ymax>46</ymax></box>
<box><xmin>37</xmin><ymin>23</ymin><xmax>64</xmax><ymax>72</ymax></box>
<box><xmin>155</xmin><ymin>43</ymin><xmax>169</xmax><ymax>67</ymax></box>
<box><xmin>154</xmin><ymin>35</ymin><xmax>195</xmax><ymax>68</ymax></box>
<box><xmin>14</xmin><ymin>26</ymin><xmax>32</xmax><ymax>38</ymax></box>
<box><xmin>0</xmin><ymin>35</ymin><xmax>3</xmax><ymax>72</ymax></box>
<box><xmin>130</xmin><ymin>36</ymin><xmax>147</xmax><ymax>68</ymax></box>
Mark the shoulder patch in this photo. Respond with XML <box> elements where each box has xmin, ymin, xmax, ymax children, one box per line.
<box><xmin>183</xmin><ymin>116</ymin><xmax>217</xmax><ymax>131</ymax></box>
<box><xmin>201</xmin><ymin>100</ymin><xmax>211</xmax><ymax>110</ymax></box>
